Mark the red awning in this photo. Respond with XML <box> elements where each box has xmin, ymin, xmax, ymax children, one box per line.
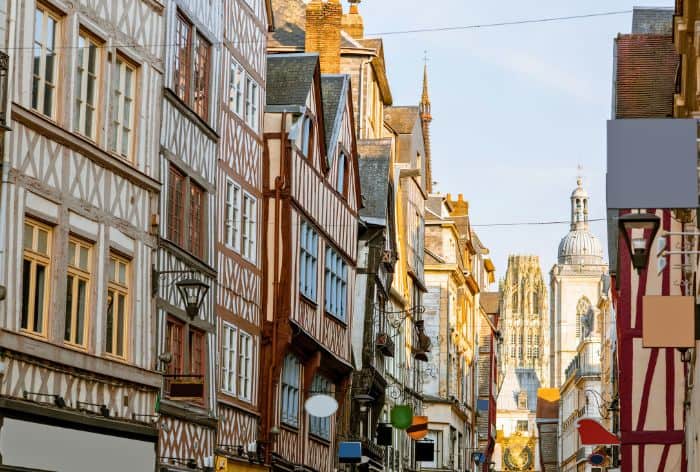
<box><xmin>576</xmin><ymin>419</ymin><xmax>621</xmax><ymax>445</ymax></box>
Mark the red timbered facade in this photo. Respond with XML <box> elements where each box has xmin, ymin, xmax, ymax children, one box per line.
<box><xmin>261</xmin><ymin>54</ymin><xmax>361</xmax><ymax>472</ymax></box>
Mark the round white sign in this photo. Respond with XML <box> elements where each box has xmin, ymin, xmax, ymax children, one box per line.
<box><xmin>304</xmin><ymin>394</ymin><xmax>339</xmax><ymax>417</ymax></box>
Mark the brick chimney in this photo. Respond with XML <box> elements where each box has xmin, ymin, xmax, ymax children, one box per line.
<box><xmin>305</xmin><ymin>0</ymin><xmax>342</xmax><ymax>74</ymax></box>
<box><xmin>446</xmin><ymin>193</ymin><xmax>469</xmax><ymax>217</ymax></box>
<box><xmin>342</xmin><ymin>2</ymin><xmax>364</xmax><ymax>40</ymax></box>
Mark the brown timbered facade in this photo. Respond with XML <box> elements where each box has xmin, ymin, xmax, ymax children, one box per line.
<box><xmin>156</xmin><ymin>0</ymin><xmax>222</xmax><ymax>470</ymax></box>
<box><xmin>261</xmin><ymin>54</ymin><xmax>361</xmax><ymax>472</ymax></box>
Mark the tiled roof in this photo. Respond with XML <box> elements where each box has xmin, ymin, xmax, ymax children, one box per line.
<box><xmin>358</xmin><ymin>139</ymin><xmax>392</xmax><ymax>221</ymax></box>
<box><xmin>480</xmin><ymin>292</ymin><xmax>500</xmax><ymax>314</ymax></box>
<box><xmin>266</xmin><ymin>54</ymin><xmax>318</xmax><ymax>107</ymax></box>
<box><xmin>614</xmin><ymin>34</ymin><xmax>678</xmax><ymax>119</ymax></box>
<box><xmin>385</xmin><ymin>106</ymin><xmax>420</xmax><ymax>134</ymax></box>
<box><xmin>631</xmin><ymin>7</ymin><xmax>673</xmax><ymax>34</ymax></box>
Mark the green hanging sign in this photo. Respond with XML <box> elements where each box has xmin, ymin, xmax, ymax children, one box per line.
<box><xmin>390</xmin><ymin>405</ymin><xmax>413</xmax><ymax>430</ymax></box>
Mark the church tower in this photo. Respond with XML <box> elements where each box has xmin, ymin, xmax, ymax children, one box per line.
<box><xmin>549</xmin><ymin>177</ymin><xmax>609</xmax><ymax>387</ymax></box>
<box><xmin>420</xmin><ymin>64</ymin><xmax>433</xmax><ymax>193</ymax></box>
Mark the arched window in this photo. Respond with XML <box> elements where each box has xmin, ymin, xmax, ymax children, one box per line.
<box><xmin>512</xmin><ymin>289</ymin><xmax>518</xmax><ymax>311</ymax></box>
<box><xmin>576</xmin><ymin>297</ymin><xmax>591</xmax><ymax>341</ymax></box>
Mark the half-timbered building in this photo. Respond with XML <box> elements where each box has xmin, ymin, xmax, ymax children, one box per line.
<box><xmin>156</xmin><ymin>1</ymin><xmax>222</xmax><ymax>470</ymax></box>
<box><xmin>214</xmin><ymin>0</ymin><xmax>272</xmax><ymax>470</ymax></box>
<box><xmin>261</xmin><ymin>53</ymin><xmax>361</xmax><ymax>472</ymax></box>
<box><xmin>0</xmin><ymin>0</ymin><xmax>165</xmax><ymax>469</ymax></box>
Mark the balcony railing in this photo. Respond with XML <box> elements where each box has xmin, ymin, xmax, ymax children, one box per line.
<box><xmin>565</xmin><ymin>342</ymin><xmax>602</xmax><ymax>380</ymax></box>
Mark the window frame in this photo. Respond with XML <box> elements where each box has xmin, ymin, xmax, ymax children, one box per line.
<box><xmin>228</xmin><ymin>59</ymin><xmax>244</xmax><ymax>116</ymax></box>
<box><xmin>32</xmin><ymin>5</ymin><xmax>60</xmax><ymax>118</ymax></box>
<box><xmin>244</xmin><ymin>75</ymin><xmax>259</xmax><ymax>132</ymax></box>
<box><xmin>173</xmin><ymin>12</ymin><xmax>192</xmax><ymax>104</ymax></box>
<box><xmin>299</xmin><ymin>221</ymin><xmax>318</xmax><ymax>302</ymax></box>
<box><xmin>172</xmin><ymin>10</ymin><xmax>211</xmax><ymax>121</ymax></box>
<box><xmin>336</xmin><ymin>150</ymin><xmax>347</xmax><ymax>196</ymax></box>
<box><xmin>238</xmin><ymin>330</ymin><xmax>254</xmax><ymax>402</ymax></box>
<box><xmin>324</xmin><ymin>246</ymin><xmax>348</xmax><ymax>322</ymax></box>
<box><xmin>105</xmin><ymin>253</ymin><xmax>129</xmax><ymax>359</ymax></box>
<box><xmin>190</xmin><ymin>181</ymin><xmax>205</xmax><ymax>259</ymax></box>
<box><xmin>241</xmin><ymin>191</ymin><xmax>257</xmax><ymax>263</ymax></box>
<box><xmin>308</xmin><ymin>374</ymin><xmax>333</xmax><ymax>440</ymax></box>
<box><xmin>224</xmin><ymin>178</ymin><xmax>241</xmax><ymax>252</ymax></box>
<box><xmin>221</xmin><ymin>322</ymin><xmax>238</xmax><ymax>395</ymax></box>
<box><xmin>74</xmin><ymin>30</ymin><xmax>101</xmax><ymax>140</ymax></box>
<box><xmin>110</xmin><ymin>54</ymin><xmax>137</xmax><ymax>160</ymax></box>
<box><xmin>64</xmin><ymin>237</ymin><xmax>92</xmax><ymax>348</ymax></box>
<box><xmin>166</xmin><ymin>316</ymin><xmax>185</xmax><ymax>375</ymax></box>
<box><xmin>189</xmin><ymin>327</ymin><xmax>205</xmax><ymax>377</ymax></box>
<box><xmin>21</xmin><ymin>218</ymin><xmax>52</xmax><ymax>336</ymax></box>
<box><xmin>167</xmin><ymin>165</ymin><xmax>186</xmax><ymax>247</ymax></box>
<box><xmin>192</xmin><ymin>32</ymin><xmax>211</xmax><ymax>119</ymax></box>
<box><xmin>280</xmin><ymin>354</ymin><xmax>301</xmax><ymax>428</ymax></box>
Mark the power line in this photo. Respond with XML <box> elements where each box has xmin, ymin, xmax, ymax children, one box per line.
<box><xmin>0</xmin><ymin>10</ymin><xmax>634</xmax><ymax>51</ymax></box>
<box><xmin>471</xmin><ymin>218</ymin><xmax>606</xmax><ymax>228</ymax></box>
<box><xmin>367</xmin><ymin>10</ymin><xmax>632</xmax><ymax>36</ymax></box>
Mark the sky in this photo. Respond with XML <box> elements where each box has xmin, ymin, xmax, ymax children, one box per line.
<box><xmin>344</xmin><ymin>0</ymin><xmax>674</xmax><ymax>283</ymax></box>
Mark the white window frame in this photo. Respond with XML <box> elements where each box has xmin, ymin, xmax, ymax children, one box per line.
<box><xmin>324</xmin><ymin>247</ymin><xmax>347</xmax><ymax>321</ymax></box>
<box><xmin>245</xmin><ymin>76</ymin><xmax>259</xmax><ymax>132</ymax></box>
<box><xmin>238</xmin><ymin>330</ymin><xmax>253</xmax><ymax>402</ymax></box>
<box><xmin>336</xmin><ymin>151</ymin><xmax>346</xmax><ymax>194</ymax></box>
<box><xmin>32</xmin><ymin>6</ymin><xmax>59</xmax><ymax>118</ymax></box>
<box><xmin>222</xmin><ymin>322</ymin><xmax>237</xmax><ymax>395</ymax></box>
<box><xmin>224</xmin><ymin>178</ymin><xmax>241</xmax><ymax>252</ymax></box>
<box><xmin>309</xmin><ymin>375</ymin><xmax>332</xmax><ymax>439</ymax></box>
<box><xmin>228</xmin><ymin>60</ymin><xmax>244</xmax><ymax>116</ymax></box>
<box><xmin>110</xmin><ymin>55</ymin><xmax>136</xmax><ymax>159</ymax></box>
<box><xmin>281</xmin><ymin>354</ymin><xmax>300</xmax><ymax>427</ymax></box>
<box><xmin>241</xmin><ymin>192</ymin><xmax>257</xmax><ymax>263</ymax></box>
<box><xmin>74</xmin><ymin>31</ymin><xmax>100</xmax><ymax>140</ymax></box>
<box><xmin>299</xmin><ymin>221</ymin><xmax>318</xmax><ymax>301</ymax></box>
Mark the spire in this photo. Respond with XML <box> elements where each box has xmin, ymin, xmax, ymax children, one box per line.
<box><xmin>420</xmin><ymin>54</ymin><xmax>433</xmax><ymax>193</ymax></box>
<box><xmin>569</xmin><ymin>176</ymin><xmax>589</xmax><ymax>231</ymax></box>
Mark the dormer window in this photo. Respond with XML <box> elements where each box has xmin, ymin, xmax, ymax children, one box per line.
<box><xmin>336</xmin><ymin>150</ymin><xmax>347</xmax><ymax>195</ymax></box>
<box><xmin>301</xmin><ymin>115</ymin><xmax>312</xmax><ymax>157</ymax></box>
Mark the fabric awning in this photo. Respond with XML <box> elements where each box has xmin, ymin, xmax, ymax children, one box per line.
<box><xmin>576</xmin><ymin>419</ymin><xmax>620</xmax><ymax>445</ymax></box>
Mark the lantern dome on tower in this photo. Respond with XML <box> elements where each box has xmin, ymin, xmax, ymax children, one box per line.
<box><xmin>557</xmin><ymin>178</ymin><xmax>604</xmax><ymax>265</ymax></box>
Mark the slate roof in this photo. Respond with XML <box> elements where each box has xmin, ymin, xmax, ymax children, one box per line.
<box><xmin>358</xmin><ymin>139</ymin><xmax>392</xmax><ymax>221</ymax></box>
<box><xmin>497</xmin><ymin>368</ymin><xmax>541</xmax><ymax>412</ymax></box>
<box><xmin>480</xmin><ymin>292</ymin><xmax>499</xmax><ymax>315</ymax></box>
<box><xmin>321</xmin><ymin>75</ymin><xmax>346</xmax><ymax>150</ymax></box>
<box><xmin>385</xmin><ymin>106</ymin><xmax>420</xmax><ymax>134</ymax></box>
<box><xmin>631</xmin><ymin>7</ymin><xmax>674</xmax><ymax>34</ymax></box>
<box><xmin>614</xmin><ymin>34</ymin><xmax>677</xmax><ymax>118</ymax></box>
<box><xmin>425</xmin><ymin>196</ymin><xmax>444</xmax><ymax>220</ymax></box>
<box><xmin>266</xmin><ymin>54</ymin><xmax>319</xmax><ymax>107</ymax></box>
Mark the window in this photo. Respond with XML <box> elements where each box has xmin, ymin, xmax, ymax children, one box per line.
<box><xmin>309</xmin><ymin>375</ymin><xmax>332</xmax><ymax>440</ymax></box>
<box><xmin>224</xmin><ymin>179</ymin><xmax>241</xmax><ymax>251</ymax></box>
<box><xmin>193</xmin><ymin>34</ymin><xmax>210</xmax><ymax>118</ymax></box>
<box><xmin>336</xmin><ymin>151</ymin><xmax>346</xmax><ymax>195</ymax></box>
<box><xmin>510</xmin><ymin>346</ymin><xmax>515</xmax><ymax>358</ymax></box>
<box><xmin>189</xmin><ymin>328</ymin><xmax>205</xmax><ymax>376</ymax></box>
<box><xmin>325</xmin><ymin>247</ymin><xmax>347</xmax><ymax>320</ymax></box>
<box><xmin>511</xmin><ymin>289</ymin><xmax>517</xmax><ymax>311</ymax></box>
<box><xmin>281</xmin><ymin>354</ymin><xmax>301</xmax><ymax>427</ymax></box>
<box><xmin>245</xmin><ymin>76</ymin><xmax>259</xmax><ymax>131</ymax></box>
<box><xmin>190</xmin><ymin>182</ymin><xmax>204</xmax><ymax>258</ymax></box>
<box><xmin>74</xmin><ymin>32</ymin><xmax>99</xmax><ymax>139</ymax></box>
<box><xmin>533</xmin><ymin>346</ymin><xmax>539</xmax><ymax>358</ymax></box>
<box><xmin>110</xmin><ymin>56</ymin><xmax>136</xmax><ymax>159</ymax></box>
<box><xmin>168</xmin><ymin>166</ymin><xmax>186</xmax><ymax>246</ymax></box>
<box><xmin>238</xmin><ymin>330</ymin><xmax>253</xmax><ymax>402</ymax></box>
<box><xmin>228</xmin><ymin>60</ymin><xmax>244</xmax><ymax>116</ymax></box>
<box><xmin>300</xmin><ymin>116</ymin><xmax>312</xmax><ymax>157</ymax></box>
<box><xmin>517</xmin><ymin>391</ymin><xmax>528</xmax><ymax>410</ymax></box>
<box><xmin>106</xmin><ymin>254</ymin><xmax>128</xmax><ymax>357</ymax></box>
<box><xmin>172</xmin><ymin>11</ymin><xmax>210</xmax><ymax>120</ymax></box>
<box><xmin>222</xmin><ymin>322</ymin><xmax>237</xmax><ymax>395</ymax></box>
<box><xmin>241</xmin><ymin>193</ymin><xmax>257</xmax><ymax>262</ymax></box>
<box><xmin>22</xmin><ymin>219</ymin><xmax>51</xmax><ymax>335</ymax></box>
<box><xmin>517</xmin><ymin>420</ymin><xmax>528</xmax><ymax>432</ymax></box>
<box><xmin>173</xmin><ymin>13</ymin><xmax>192</xmax><ymax>103</ymax></box>
<box><xmin>423</xmin><ymin>430</ymin><xmax>442</xmax><ymax>468</ymax></box>
<box><xmin>166</xmin><ymin>317</ymin><xmax>185</xmax><ymax>375</ymax></box>
<box><xmin>299</xmin><ymin>221</ymin><xmax>318</xmax><ymax>301</ymax></box>
<box><xmin>65</xmin><ymin>238</ymin><xmax>91</xmax><ymax>347</ymax></box>
<box><xmin>32</xmin><ymin>6</ymin><xmax>59</xmax><ymax>117</ymax></box>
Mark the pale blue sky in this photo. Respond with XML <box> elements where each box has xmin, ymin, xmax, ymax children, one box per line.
<box><xmin>347</xmin><ymin>0</ymin><xmax>673</xmax><ymax>281</ymax></box>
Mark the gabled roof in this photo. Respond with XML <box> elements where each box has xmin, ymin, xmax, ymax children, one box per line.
<box><xmin>385</xmin><ymin>106</ymin><xmax>420</xmax><ymax>134</ymax></box>
<box><xmin>614</xmin><ymin>34</ymin><xmax>677</xmax><ymax>119</ymax></box>
<box><xmin>266</xmin><ymin>53</ymin><xmax>319</xmax><ymax>107</ymax></box>
<box><xmin>321</xmin><ymin>75</ymin><xmax>347</xmax><ymax>151</ymax></box>
<box><xmin>358</xmin><ymin>139</ymin><xmax>392</xmax><ymax>221</ymax></box>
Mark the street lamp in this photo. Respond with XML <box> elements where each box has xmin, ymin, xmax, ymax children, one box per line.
<box><xmin>618</xmin><ymin>212</ymin><xmax>661</xmax><ymax>272</ymax></box>
<box><xmin>176</xmin><ymin>278</ymin><xmax>209</xmax><ymax>319</ymax></box>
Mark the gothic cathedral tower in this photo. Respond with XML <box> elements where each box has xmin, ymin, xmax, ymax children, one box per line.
<box><xmin>499</xmin><ymin>255</ymin><xmax>549</xmax><ymax>387</ymax></box>
<box><xmin>549</xmin><ymin>178</ymin><xmax>609</xmax><ymax>387</ymax></box>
